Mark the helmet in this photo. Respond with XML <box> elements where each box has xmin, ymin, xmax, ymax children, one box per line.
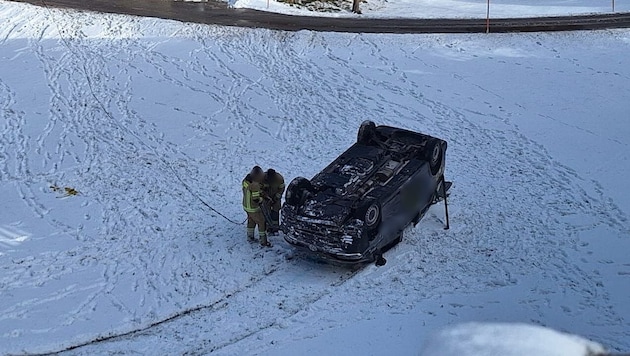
<box><xmin>250</xmin><ymin>166</ymin><xmax>264</xmax><ymax>182</ymax></box>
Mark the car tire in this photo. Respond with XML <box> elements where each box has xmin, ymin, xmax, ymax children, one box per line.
<box><xmin>354</xmin><ymin>199</ymin><xmax>381</xmax><ymax>232</ymax></box>
<box><xmin>364</xmin><ymin>203</ymin><xmax>381</xmax><ymax>229</ymax></box>
<box><xmin>425</xmin><ymin>139</ymin><xmax>443</xmax><ymax>176</ymax></box>
<box><xmin>285</xmin><ymin>177</ymin><xmax>313</xmax><ymax>207</ymax></box>
<box><xmin>357</xmin><ymin>120</ymin><xmax>376</xmax><ymax>145</ymax></box>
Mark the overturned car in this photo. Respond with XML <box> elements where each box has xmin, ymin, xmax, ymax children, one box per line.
<box><xmin>281</xmin><ymin>121</ymin><xmax>450</xmax><ymax>266</ymax></box>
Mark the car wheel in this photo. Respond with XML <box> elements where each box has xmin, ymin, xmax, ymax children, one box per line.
<box><xmin>425</xmin><ymin>139</ymin><xmax>443</xmax><ymax>176</ymax></box>
<box><xmin>363</xmin><ymin>201</ymin><xmax>381</xmax><ymax>230</ymax></box>
<box><xmin>285</xmin><ymin>177</ymin><xmax>313</xmax><ymax>206</ymax></box>
<box><xmin>357</xmin><ymin>120</ymin><xmax>376</xmax><ymax>145</ymax></box>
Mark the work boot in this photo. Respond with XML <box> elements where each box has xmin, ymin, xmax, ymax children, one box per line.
<box><xmin>268</xmin><ymin>221</ymin><xmax>280</xmax><ymax>236</ymax></box>
<box><xmin>247</xmin><ymin>228</ymin><xmax>256</xmax><ymax>243</ymax></box>
<box><xmin>259</xmin><ymin>234</ymin><xmax>272</xmax><ymax>247</ymax></box>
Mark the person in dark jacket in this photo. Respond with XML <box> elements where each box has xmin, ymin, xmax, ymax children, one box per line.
<box><xmin>263</xmin><ymin>168</ymin><xmax>285</xmax><ymax>234</ymax></box>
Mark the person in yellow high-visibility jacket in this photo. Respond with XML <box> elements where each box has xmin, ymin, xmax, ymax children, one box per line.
<box><xmin>242</xmin><ymin>166</ymin><xmax>270</xmax><ymax>247</ymax></box>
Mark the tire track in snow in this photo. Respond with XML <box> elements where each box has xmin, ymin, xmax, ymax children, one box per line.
<box><xmin>41</xmin><ymin>246</ymin><xmax>308</xmax><ymax>355</ymax></box>
<box><xmin>66</xmin><ymin>251</ymin><xmax>362</xmax><ymax>356</ymax></box>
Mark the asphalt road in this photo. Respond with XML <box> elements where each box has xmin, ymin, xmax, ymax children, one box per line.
<box><xmin>8</xmin><ymin>0</ymin><xmax>630</xmax><ymax>34</ymax></box>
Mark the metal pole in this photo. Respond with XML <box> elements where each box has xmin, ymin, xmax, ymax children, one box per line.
<box><xmin>441</xmin><ymin>175</ymin><xmax>450</xmax><ymax>230</ymax></box>
<box><xmin>612</xmin><ymin>0</ymin><xmax>615</xmax><ymax>12</ymax></box>
<box><xmin>486</xmin><ymin>0</ymin><xmax>490</xmax><ymax>33</ymax></box>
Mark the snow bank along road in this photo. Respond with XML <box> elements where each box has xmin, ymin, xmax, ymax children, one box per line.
<box><xmin>8</xmin><ymin>0</ymin><xmax>630</xmax><ymax>33</ymax></box>
<box><xmin>1</xmin><ymin>1</ymin><xmax>629</xmax><ymax>355</ymax></box>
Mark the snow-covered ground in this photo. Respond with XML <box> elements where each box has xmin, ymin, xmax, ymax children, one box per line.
<box><xmin>1</xmin><ymin>1</ymin><xmax>629</xmax><ymax>355</ymax></box>
<box><xmin>230</xmin><ymin>0</ymin><xmax>630</xmax><ymax>18</ymax></box>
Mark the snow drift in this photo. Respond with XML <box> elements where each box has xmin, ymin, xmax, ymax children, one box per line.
<box><xmin>420</xmin><ymin>323</ymin><xmax>606</xmax><ymax>356</ymax></box>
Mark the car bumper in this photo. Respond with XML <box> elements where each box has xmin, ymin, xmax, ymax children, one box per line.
<box><xmin>283</xmin><ymin>233</ymin><xmax>370</xmax><ymax>264</ymax></box>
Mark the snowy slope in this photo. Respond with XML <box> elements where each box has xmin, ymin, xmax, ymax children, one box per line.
<box><xmin>1</xmin><ymin>1</ymin><xmax>629</xmax><ymax>355</ymax></box>
<box><xmin>231</xmin><ymin>0</ymin><xmax>630</xmax><ymax>18</ymax></box>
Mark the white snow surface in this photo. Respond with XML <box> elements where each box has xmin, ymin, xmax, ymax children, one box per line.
<box><xmin>230</xmin><ymin>0</ymin><xmax>630</xmax><ymax>19</ymax></box>
<box><xmin>420</xmin><ymin>322</ymin><xmax>606</xmax><ymax>356</ymax></box>
<box><xmin>1</xmin><ymin>1</ymin><xmax>630</xmax><ymax>355</ymax></box>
